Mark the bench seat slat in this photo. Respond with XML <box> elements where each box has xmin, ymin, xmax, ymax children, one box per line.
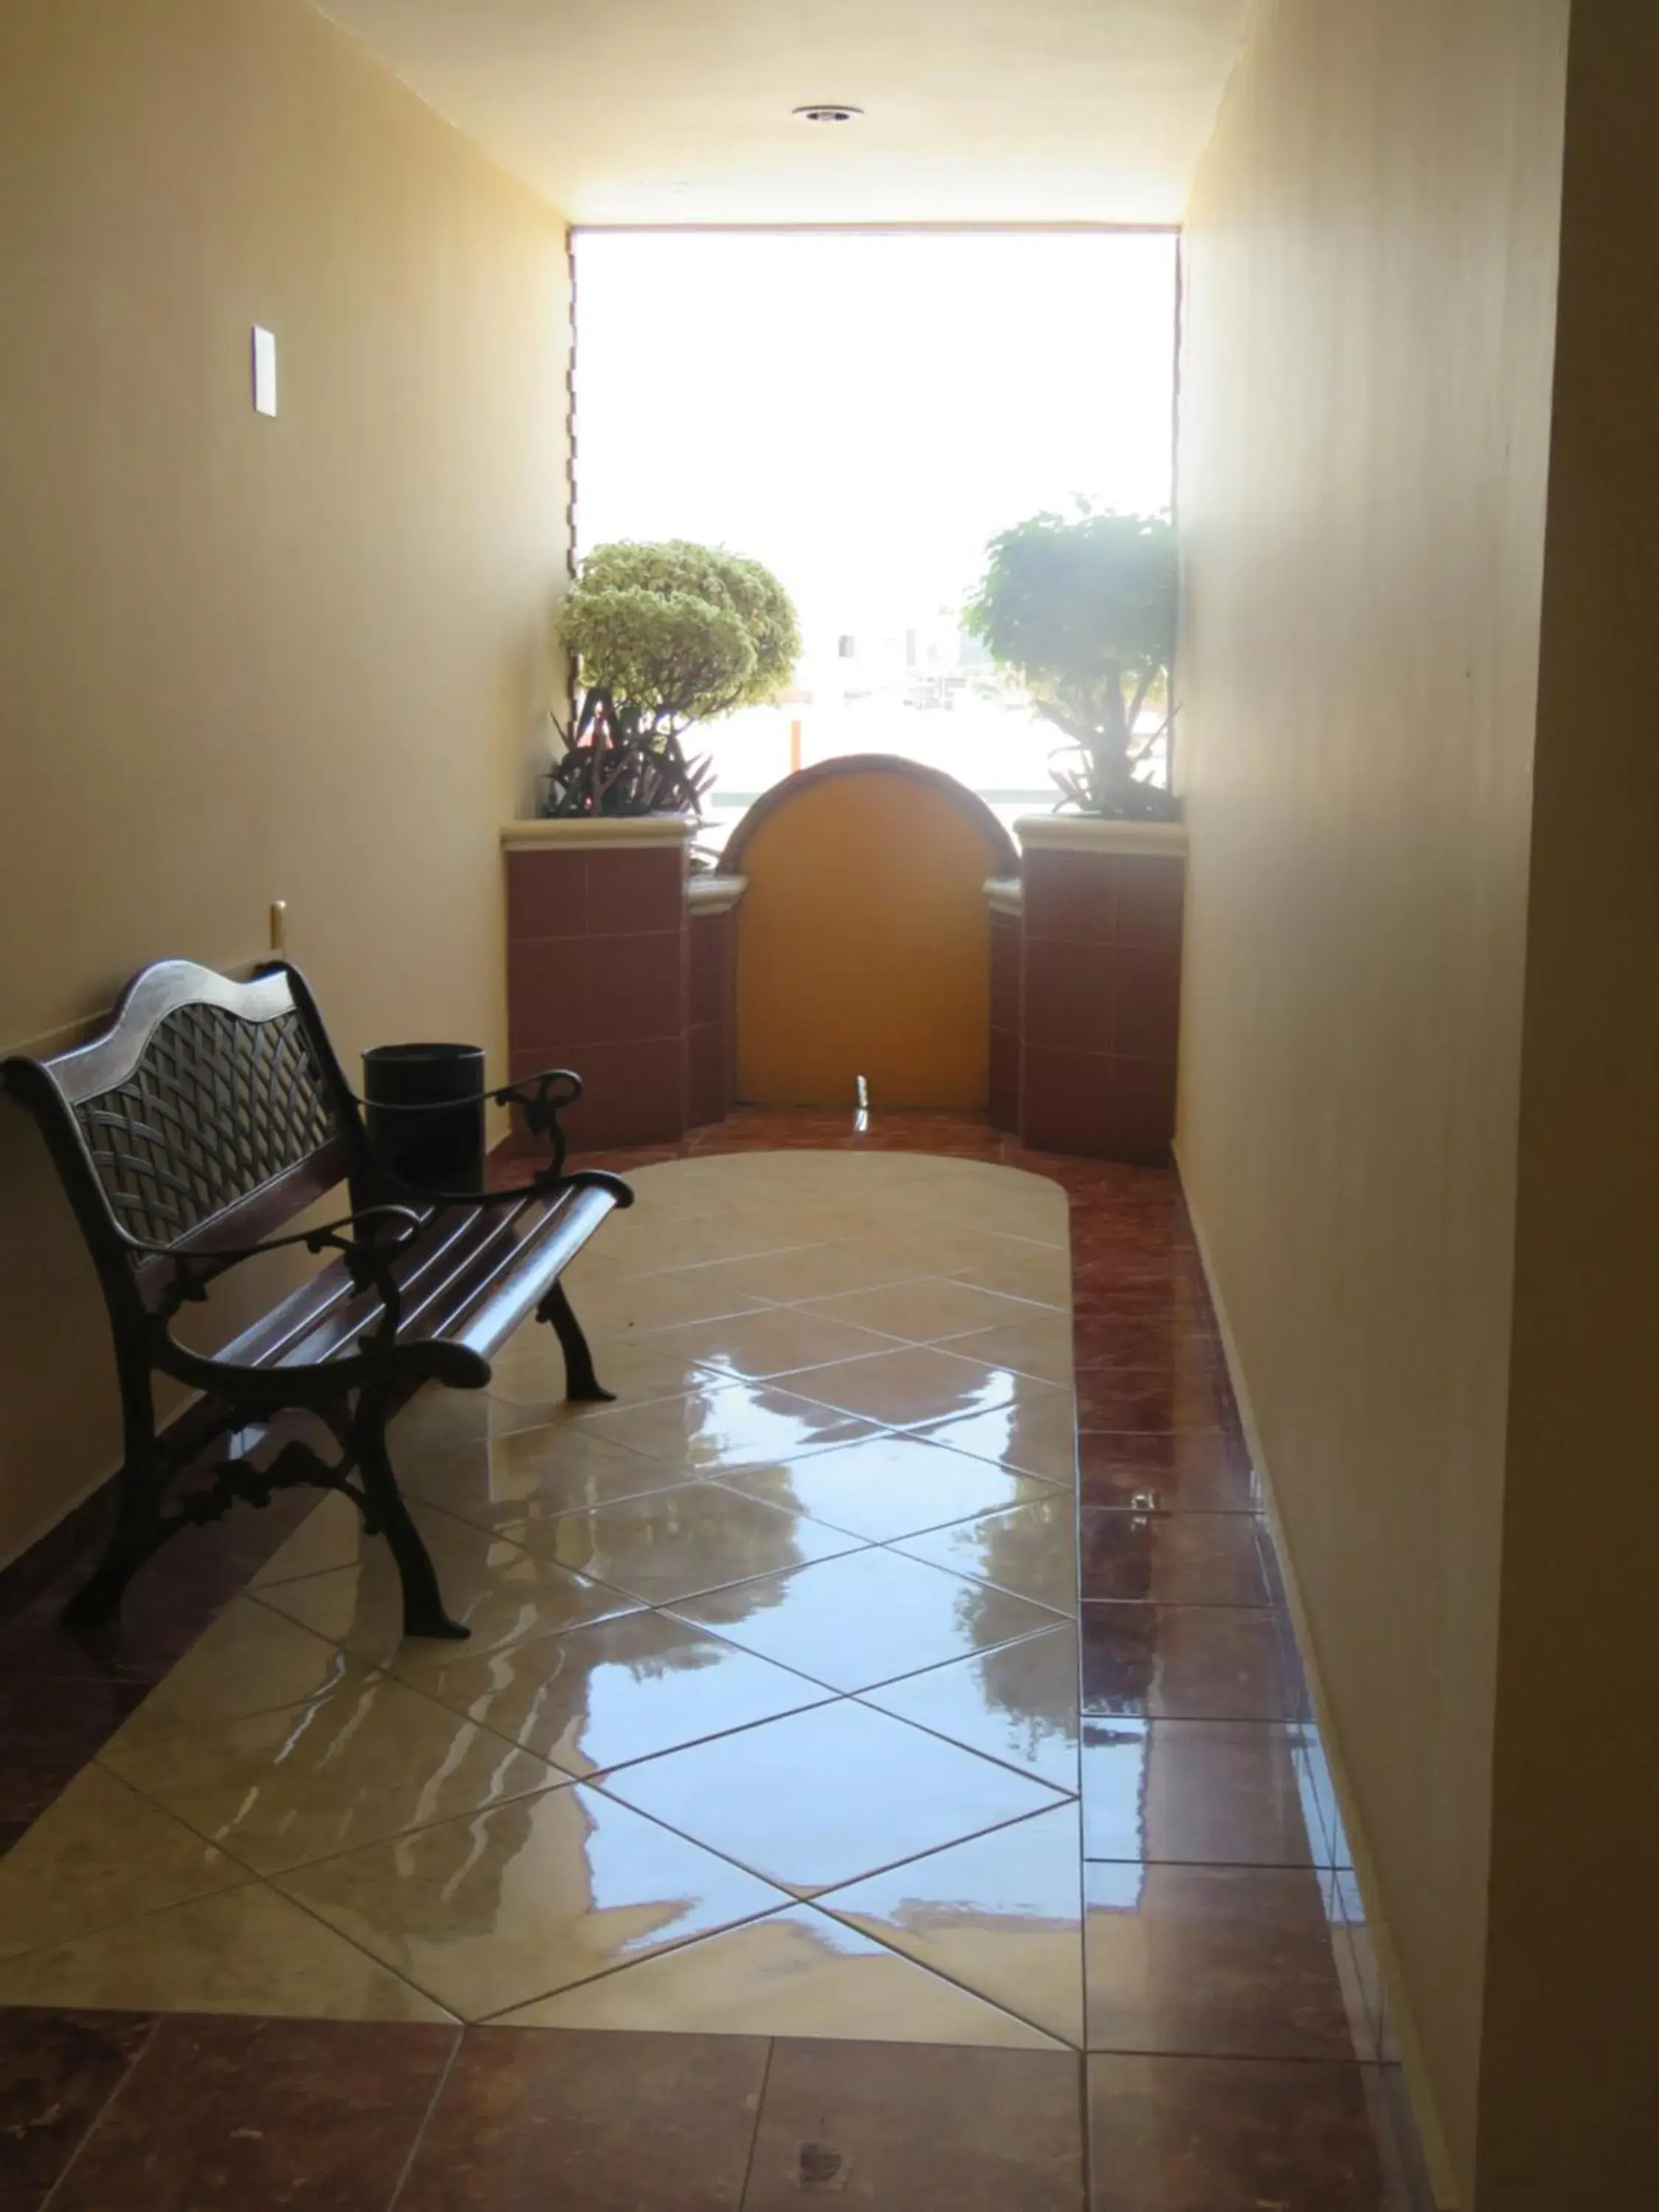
<box><xmin>444</xmin><ymin>1186</ymin><xmax>616</xmax><ymax>1362</ymax></box>
<box><xmin>215</xmin><ymin>1184</ymin><xmax>619</xmax><ymax>1377</ymax></box>
<box><xmin>213</xmin><ymin>1201</ymin><xmax>494</xmax><ymax>1369</ymax></box>
<box><xmin>257</xmin><ymin>1200</ymin><xmax>529</xmax><ymax>1371</ymax></box>
<box><xmin>389</xmin><ymin>1197</ymin><xmax>543</xmax><ymax>1341</ymax></box>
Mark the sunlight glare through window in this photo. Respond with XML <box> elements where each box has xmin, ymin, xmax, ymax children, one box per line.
<box><xmin>572</xmin><ymin>229</ymin><xmax>1178</xmax><ymax>842</ymax></box>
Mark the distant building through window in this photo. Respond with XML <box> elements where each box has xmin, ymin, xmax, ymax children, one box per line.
<box><xmin>571</xmin><ymin>228</ymin><xmax>1178</xmax><ymax>844</ymax></box>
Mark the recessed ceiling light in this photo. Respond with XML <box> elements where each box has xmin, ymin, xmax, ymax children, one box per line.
<box><xmin>793</xmin><ymin>103</ymin><xmax>863</xmax><ymax>125</ymax></box>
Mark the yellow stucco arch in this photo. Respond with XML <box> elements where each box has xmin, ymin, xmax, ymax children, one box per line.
<box><xmin>727</xmin><ymin>756</ymin><xmax>1015</xmax><ymax>1110</ymax></box>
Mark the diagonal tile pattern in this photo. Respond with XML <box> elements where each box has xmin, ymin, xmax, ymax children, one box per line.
<box><xmin>0</xmin><ymin>1152</ymin><xmax>1082</xmax><ymax>2047</ymax></box>
<box><xmin>399</xmin><ymin>1421</ymin><xmax>692</xmax><ymax>1534</ymax></box>
<box><xmin>514</xmin><ymin>1478</ymin><xmax>863</xmax><ymax>1601</ymax></box>
<box><xmin>572</xmin><ymin>1377</ymin><xmax>880</xmax><ymax>1470</ymax></box>
<box><xmin>820</xmin><ymin>1802</ymin><xmax>1085</xmax><ymax>2045</ymax></box>
<box><xmin>496</xmin><ymin>1901</ymin><xmax>1065</xmax><ymax>2048</ymax></box>
<box><xmin>275</xmin><ymin>1784</ymin><xmax>791</xmax><ymax>2022</ymax></box>
<box><xmin>897</xmin><ymin>1493</ymin><xmax>1079</xmax><ymax>1613</ymax></box>
<box><xmin>0</xmin><ymin>1119</ymin><xmax>1424</xmax><ymax>2208</ymax></box>
<box><xmin>778</xmin><ymin>1343</ymin><xmax>1032</xmax><ymax>1427</ymax></box>
<box><xmin>0</xmin><ymin>1883</ymin><xmax>452</xmax><ymax>2020</ymax></box>
<box><xmin>860</xmin><ymin>1626</ymin><xmax>1082</xmax><ymax>1792</ymax></box>
<box><xmin>0</xmin><ymin>1764</ymin><xmax>249</xmax><ymax>1961</ymax></box>
<box><xmin>720</xmin><ymin>1433</ymin><xmax>1053</xmax><ymax>1542</ymax></box>
<box><xmin>97</xmin><ymin>1595</ymin><xmax>360</xmax><ymax>1748</ymax></box>
<box><xmin>100</xmin><ymin>1672</ymin><xmax>563</xmax><ymax>1875</ymax></box>
<box><xmin>0</xmin><ymin>1134</ymin><xmax>1422</xmax><ymax>2211</ymax></box>
<box><xmin>399</xmin><ymin>1607</ymin><xmax>835</xmax><ymax>1778</ymax></box>
<box><xmin>253</xmin><ymin>1501</ymin><xmax>644</xmax><ymax>1673</ymax></box>
<box><xmin>597</xmin><ymin>1698</ymin><xmax>1067</xmax><ymax>1896</ymax></box>
<box><xmin>669</xmin><ymin>1545</ymin><xmax>1063</xmax><ymax>1694</ymax></box>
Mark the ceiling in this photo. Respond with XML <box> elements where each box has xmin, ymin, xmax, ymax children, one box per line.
<box><xmin>316</xmin><ymin>0</ymin><xmax>1251</xmax><ymax>224</ymax></box>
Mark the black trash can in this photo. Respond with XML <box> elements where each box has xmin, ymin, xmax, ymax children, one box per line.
<box><xmin>362</xmin><ymin>1042</ymin><xmax>487</xmax><ymax>1197</ymax></box>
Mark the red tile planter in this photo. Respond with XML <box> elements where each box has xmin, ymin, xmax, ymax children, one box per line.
<box><xmin>987</xmin><ymin>876</ymin><xmax>1023</xmax><ymax>1135</ymax></box>
<box><xmin>687</xmin><ymin>874</ymin><xmax>742</xmax><ymax>1130</ymax></box>
<box><xmin>507</xmin><ymin>810</ymin><xmax>1180</xmax><ymax>1164</ymax></box>
<box><xmin>988</xmin><ymin>817</ymin><xmax>1188</xmax><ymax>1165</ymax></box>
<box><xmin>504</xmin><ymin>819</ymin><xmax>748</xmax><ymax>1152</ymax></box>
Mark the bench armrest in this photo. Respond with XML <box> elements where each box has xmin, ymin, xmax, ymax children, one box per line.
<box><xmin>349</xmin><ymin>1068</ymin><xmax>633</xmax><ymax>1211</ymax></box>
<box><xmin>345</xmin><ymin>1070</ymin><xmax>634</xmax><ymax>1212</ymax></box>
<box><xmin>139</xmin><ymin>1205</ymin><xmax>425</xmax><ymax>1324</ymax></box>
<box><xmin>361</xmin><ymin>1168</ymin><xmax>636</xmax><ymax>1213</ymax></box>
<box><xmin>491</xmin><ymin>1065</ymin><xmax>582</xmax><ymax>1180</ymax></box>
<box><xmin>357</xmin><ymin>1064</ymin><xmax>591</xmax><ymax>1190</ymax></box>
<box><xmin>347</xmin><ymin>1065</ymin><xmax>587</xmax><ymax>1190</ymax></box>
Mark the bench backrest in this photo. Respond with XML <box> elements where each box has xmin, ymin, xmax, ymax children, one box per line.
<box><xmin>3</xmin><ymin>961</ymin><xmax>360</xmax><ymax>1305</ymax></box>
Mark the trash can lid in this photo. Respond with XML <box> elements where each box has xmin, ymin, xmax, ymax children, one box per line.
<box><xmin>363</xmin><ymin>1042</ymin><xmax>485</xmax><ymax>1062</ymax></box>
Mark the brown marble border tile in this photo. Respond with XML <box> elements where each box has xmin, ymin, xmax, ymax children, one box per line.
<box><xmin>1085</xmin><ymin>1862</ymin><xmax>1355</xmax><ymax>2061</ymax></box>
<box><xmin>41</xmin><ymin>2016</ymin><xmax>457</xmax><ymax>2211</ymax></box>
<box><xmin>1080</xmin><ymin>1509</ymin><xmax>1270</xmax><ymax>1607</ymax></box>
<box><xmin>743</xmin><ymin>2039</ymin><xmax>1085</xmax><ymax>2211</ymax></box>
<box><xmin>1088</xmin><ymin>2053</ymin><xmax>1408</xmax><ymax>2212</ymax></box>
<box><xmin>0</xmin><ymin>2007</ymin><xmax>155</xmax><ymax>2211</ymax></box>
<box><xmin>397</xmin><ymin>2026</ymin><xmax>767</xmax><ymax>2212</ymax></box>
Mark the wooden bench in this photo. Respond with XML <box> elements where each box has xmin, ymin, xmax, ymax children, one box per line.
<box><xmin>2</xmin><ymin>959</ymin><xmax>631</xmax><ymax>1640</ymax></box>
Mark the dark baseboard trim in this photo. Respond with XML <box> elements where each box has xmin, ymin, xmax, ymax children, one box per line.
<box><xmin>0</xmin><ymin>1474</ymin><xmax>119</xmax><ymax>1629</ymax></box>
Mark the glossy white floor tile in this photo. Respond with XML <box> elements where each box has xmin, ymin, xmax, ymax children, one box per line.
<box><xmin>818</xmin><ymin>1803</ymin><xmax>1085</xmax><ymax>2045</ymax></box>
<box><xmin>496</xmin><ymin>1900</ymin><xmax>1065</xmax><ymax>2048</ymax></box>
<box><xmin>668</xmin><ymin>1546</ymin><xmax>1063</xmax><ymax>1693</ymax></box>
<box><xmin>574</xmin><ymin>1380</ymin><xmax>879</xmax><ymax>1474</ymax></box>
<box><xmin>401</xmin><ymin>1422</ymin><xmax>689</xmax><ymax>1535</ymax></box>
<box><xmin>252</xmin><ymin>1503</ymin><xmax>643</xmax><ymax>1674</ymax></box>
<box><xmin>920</xmin><ymin>1395</ymin><xmax>1079</xmax><ymax>1485</ymax></box>
<box><xmin>779</xmin><ymin>1344</ymin><xmax>1027</xmax><ymax>1428</ymax></box>
<box><xmin>0</xmin><ymin>1884</ymin><xmax>451</xmax><ymax>2020</ymax></box>
<box><xmin>0</xmin><ymin>1767</ymin><xmax>250</xmax><ymax>1961</ymax></box>
<box><xmin>860</xmin><ymin>1625</ymin><xmax>1082</xmax><ymax>1794</ymax></box>
<box><xmin>101</xmin><ymin>1672</ymin><xmax>562</xmax><ymax>1875</ymax></box>
<box><xmin>0</xmin><ymin>1151</ymin><xmax>1085</xmax><ymax>2048</ymax></box>
<box><xmin>720</xmin><ymin>1433</ymin><xmax>1053</xmax><ymax>1543</ymax></box>
<box><xmin>403</xmin><ymin>1607</ymin><xmax>835</xmax><ymax>1778</ymax></box>
<box><xmin>276</xmin><ymin>1781</ymin><xmax>790</xmax><ymax>2021</ymax></box>
<box><xmin>897</xmin><ymin>1495</ymin><xmax>1080</xmax><ymax>1614</ymax></box>
<box><xmin>514</xmin><ymin>1479</ymin><xmax>863</xmax><ymax>1604</ymax></box>
<box><xmin>108</xmin><ymin>1596</ymin><xmax>361</xmax><ymax>1746</ymax></box>
<box><xmin>596</xmin><ymin>1697</ymin><xmax>1068</xmax><ymax>1896</ymax></box>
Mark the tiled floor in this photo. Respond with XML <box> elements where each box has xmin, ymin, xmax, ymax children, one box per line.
<box><xmin>0</xmin><ymin>1110</ymin><xmax>1430</xmax><ymax>2208</ymax></box>
<box><xmin>0</xmin><ymin>1152</ymin><xmax>1079</xmax><ymax>2039</ymax></box>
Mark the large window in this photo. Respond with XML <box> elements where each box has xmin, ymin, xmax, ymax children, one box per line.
<box><xmin>572</xmin><ymin>229</ymin><xmax>1178</xmax><ymax>841</ymax></box>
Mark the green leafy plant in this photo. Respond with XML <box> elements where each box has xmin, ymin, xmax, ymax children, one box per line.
<box><xmin>545</xmin><ymin>540</ymin><xmax>801</xmax><ymax>818</ymax></box>
<box><xmin>963</xmin><ymin>507</ymin><xmax>1179</xmax><ymax>819</ymax></box>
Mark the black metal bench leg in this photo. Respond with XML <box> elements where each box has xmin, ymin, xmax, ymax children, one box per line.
<box><xmin>354</xmin><ymin>1405</ymin><xmax>468</xmax><ymax>1641</ymax></box>
<box><xmin>538</xmin><ymin>1280</ymin><xmax>616</xmax><ymax>1402</ymax></box>
<box><xmin>61</xmin><ymin>1448</ymin><xmax>164</xmax><ymax>1630</ymax></box>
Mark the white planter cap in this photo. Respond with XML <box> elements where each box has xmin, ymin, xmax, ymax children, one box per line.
<box><xmin>501</xmin><ymin>815</ymin><xmax>695</xmax><ymax>852</ymax></box>
<box><xmin>688</xmin><ymin>874</ymin><xmax>748</xmax><ymax>915</ymax></box>
<box><xmin>1015</xmin><ymin>813</ymin><xmax>1189</xmax><ymax>859</ymax></box>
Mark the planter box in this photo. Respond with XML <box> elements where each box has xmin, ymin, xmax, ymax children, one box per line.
<box><xmin>1003</xmin><ymin>815</ymin><xmax>1188</xmax><ymax>1165</ymax></box>
<box><xmin>503</xmin><ymin>817</ymin><xmax>692</xmax><ymax>1152</ymax></box>
<box><xmin>688</xmin><ymin>873</ymin><xmax>745</xmax><ymax>1129</ymax></box>
<box><xmin>985</xmin><ymin>874</ymin><xmax>1023</xmax><ymax>1135</ymax></box>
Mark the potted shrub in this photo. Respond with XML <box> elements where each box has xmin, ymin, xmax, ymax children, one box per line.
<box><xmin>963</xmin><ymin>507</ymin><xmax>1179</xmax><ymax>821</ymax></box>
<box><xmin>545</xmin><ymin>539</ymin><xmax>801</xmax><ymax>818</ymax></box>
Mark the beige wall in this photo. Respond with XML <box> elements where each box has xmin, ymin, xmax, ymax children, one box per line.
<box><xmin>1478</xmin><ymin>10</ymin><xmax>1659</xmax><ymax>2207</ymax></box>
<box><xmin>1177</xmin><ymin>0</ymin><xmax>1568</xmax><ymax>2196</ymax></box>
<box><xmin>0</xmin><ymin>0</ymin><xmax>568</xmax><ymax>1565</ymax></box>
